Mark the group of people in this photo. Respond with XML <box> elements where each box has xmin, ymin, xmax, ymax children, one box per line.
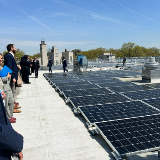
<box><xmin>0</xmin><ymin>44</ymin><xmax>23</xmax><ymax>160</ymax></box>
<box><xmin>20</xmin><ymin>56</ymin><xmax>40</xmax><ymax>84</ymax></box>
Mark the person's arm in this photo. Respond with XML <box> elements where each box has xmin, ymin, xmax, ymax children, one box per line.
<box><xmin>0</xmin><ymin>123</ymin><xmax>23</xmax><ymax>153</ymax></box>
<box><xmin>38</xmin><ymin>61</ymin><xmax>40</xmax><ymax>69</ymax></box>
<box><xmin>0</xmin><ymin>90</ymin><xmax>6</xmax><ymax>100</ymax></box>
<box><xmin>1</xmin><ymin>72</ymin><xmax>11</xmax><ymax>83</ymax></box>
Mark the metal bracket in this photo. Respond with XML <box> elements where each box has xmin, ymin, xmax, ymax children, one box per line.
<box><xmin>112</xmin><ymin>151</ymin><xmax>125</xmax><ymax>160</ymax></box>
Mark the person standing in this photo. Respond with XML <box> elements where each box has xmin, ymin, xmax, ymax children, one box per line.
<box><xmin>33</xmin><ymin>57</ymin><xmax>40</xmax><ymax>78</ymax></box>
<box><xmin>30</xmin><ymin>58</ymin><xmax>34</xmax><ymax>74</ymax></box>
<box><xmin>27</xmin><ymin>56</ymin><xmax>31</xmax><ymax>75</ymax></box>
<box><xmin>123</xmin><ymin>56</ymin><xmax>126</xmax><ymax>67</ymax></box>
<box><xmin>0</xmin><ymin>53</ymin><xmax>17</xmax><ymax>123</ymax></box>
<box><xmin>20</xmin><ymin>55</ymin><xmax>31</xmax><ymax>84</ymax></box>
<box><xmin>4</xmin><ymin>44</ymin><xmax>18</xmax><ymax>102</ymax></box>
<box><xmin>47</xmin><ymin>57</ymin><xmax>53</xmax><ymax>73</ymax></box>
<box><xmin>62</xmin><ymin>57</ymin><xmax>68</xmax><ymax>73</ymax></box>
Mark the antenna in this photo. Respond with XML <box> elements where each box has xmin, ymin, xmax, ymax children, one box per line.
<box><xmin>40</xmin><ymin>29</ymin><xmax>42</xmax><ymax>42</ymax></box>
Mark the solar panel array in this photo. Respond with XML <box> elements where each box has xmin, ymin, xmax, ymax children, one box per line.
<box><xmin>95</xmin><ymin>114</ymin><xmax>160</xmax><ymax>156</ymax></box>
<box><xmin>43</xmin><ymin>70</ymin><xmax>160</xmax><ymax>159</ymax></box>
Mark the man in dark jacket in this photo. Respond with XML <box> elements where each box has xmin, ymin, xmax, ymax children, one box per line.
<box><xmin>47</xmin><ymin>57</ymin><xmax>53</xmax><ymax>73</ymax></box>
<box><xmin>0</xmin><ymin>94</ymin><xmax>23</xmax><ymax>160</ymax></box>
<box><xmin>33</xmin><ymin>57</ymin><xmax>40</xmax><ymax>78</ymax></box>
<box><xmin>4</xmin><ymin>44</ymin><xmax>19</xmax><ymax>101</ymax></box>
<box><xmin>62</xmin><ymin>57</ymin><xmax>68</xmax><ymax>73</ymax></box>
<box><xmin>20</xmin><ymin>55</ymin><xmax>31</xmax><ymax>84</ymax></box>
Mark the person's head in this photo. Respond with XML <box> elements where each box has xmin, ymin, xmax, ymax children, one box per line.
<box><xmin>31</xmin><ymin>58</ymin><xmax>33</xmax><ymax>62</ymax></box>
<box><xmin>63</xmin><ymin>57</ymin><xmax>65</xmax><ymax>60</ymax></box>
<box><xmin>28</xmin><ymin>56</ymin><xmax>30</xmax><ymax>60</ymax></box>
<box><xmin>34</xmin><ymin>57</ymin><xmax>37</xmax><ymax>60</ymax></box>
<box><xmin>0</xmin><ymin>53</ymin><xmax>3</xmax><ymax>65</ymax></box>
<box><xmin>24</xmin><ymin>55</ymin><xmax>28</xmax><ymax>59</ymax></box>
<box><xmin>48</xmin><ymin>57</ymin><xmax>50</xmax><ymax>60</ymax></box>
<box><xmin>6</xmin><ymin>44</ymin><xmax>16</xmax><ymax>54</ymax></box>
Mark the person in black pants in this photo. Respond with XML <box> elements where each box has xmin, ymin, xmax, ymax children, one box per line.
<box><xmin>30</xmin><ymin>58</ymin><xmax>34</xmax><ymax>74</ymax></box>
<box><xmin>33</xmin><ymin>57</ymin><xmax>40</xmax><ymax>78</ymax></box>
<box><xmin>20</xmin><ymin>55</ymin><xmax>31</xmax><ymax>83</ymax></box>
<box><xmin>47</xmin><ymin>57</ymin><xmax>53</xmax><ymax>73</ymax></box>
<box><xmin>62</xmin><ymin>57</ymin><xmax>68</xmax><ymax>73</ymax></box>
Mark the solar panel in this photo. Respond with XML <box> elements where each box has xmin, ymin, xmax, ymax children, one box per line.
<box><xmin>109</xmin><ymin>85</ymin><xmax>153</xmax><ymax>93</ymax></box>
<box><xmin>97</xmin><ymin>81</ymin><xmax>136</xmax><ymax>88</ymax></box>
<box><xmin>145</xmin><ymin>83</ymin><xmax>160</xmax><ymax>89</ymax></box>
<box><xmin>143</xmin><ymin>98</ymin><xmax>160</xmax><ymax>111</ymax></box>
<box><xmin>95</xmin><ymin>114</ymin><xmax>160</xmax><ymax>158</ymax></box>
<box><xmin>122</xmin><ymin>89</ymin><xmax>160</xmax><ymax>100</ymax></box>
<box><xmin>53</xmin><ymin>81</ymin><xmax>91</xmax><ymax>87</ymax></box>
<box><xmin>58</xmin><ymin>84</ymin><xmax>100</xmax><ymax>92</ymax></box>
<box><xmin>87</xmin><ymin>79</ymin><xmax>121</xmax><ymax>84</ymax></box>
<box><xmin>63</xmin><ymin>88</ymin><xmax>113</xmax><ymax>98</ymax></box>
<box><xmin>69</xmin><ymin>94</ymin><xmax>130</xmax><ymax>108</ymax></box>
<box><xmin>79</xmin><ymin>101</ymin><xmax>159</xmax><ymax>124</ymax></box>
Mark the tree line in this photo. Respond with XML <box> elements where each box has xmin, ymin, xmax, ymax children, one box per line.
<box><xmin>3</xmin><ymin>49</ymin><xmax>40</xmax><ymax>61</ymax></box>
<box><xmin>78</xmin><ymin>42</ymin><xmax>160</xmax><ymax>59</ymax></box>
<box><xmin>2</xmin><ymin>42</ymin><xmax>159</xmax><ymax>60</ymax></box>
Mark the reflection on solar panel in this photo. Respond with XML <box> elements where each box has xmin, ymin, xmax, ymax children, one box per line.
<box><xmin>144</xmin><ymin>98</ymin><xmax>160</xmax><ymax>110</ymax></box>
<box><xmin>145</xmin><ymin>83</ymin><xmax>160</xmax><ymax>89</ymax></box>
<box><xmin>97</xmin><ymin>81</ymin><xmax>136</xmax><ymax>88</ymax></box>
<box><xmin>95</xmin><ymin>114</ymin><xmax>160</xmax><ymax>158</ymax></box>
<box><xmin>58</xmin><ymin>84</ymin><xmax>100</xmax><ymax>92</ymax></box>
<box><xmin>79</xmin><ymin>101</ymin><xmax>159</xmax><ymax>124</ymax></box>
<box><xmin>109</xmin><ymin>85</ymin><xmax>153</xmax><ymax>93</ymax></box>
<box><xmin>122</xmin><ymin>89</ymin><xmax>160</xmax><ymax>100</ymax></box>
<box><xmin>69</xmin><ymin>94</ymin><xmax>129</xmax><ymax>108</ymax></box>
<box><xmin>63</xmin><ymin>88</ymin><xmax>112</xmax><ymax>98</ymax></box>
<box><xmin>87</xmin><ymin>79</ymin><xmax>121</xmax><ymax>84</ymax></box>
<box><xmin>54</xmin><ymin>81</ymin><xmax>91</xmax><ymax>87</ymax></box>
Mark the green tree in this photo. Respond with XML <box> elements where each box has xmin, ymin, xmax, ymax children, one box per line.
<box><xmin>3</xmin><ymin>48</ymin><xmax>25</xmax><ymax>60</ymax></box>
<box><xmin>71</xmin><ymin>49</ymin><xmax>81</xmax><ymax>56</ymax></box>
<box><xmin>121</xmin><ymin>42</ymin><xmax>135</xmax><ymax>57</ymax></box>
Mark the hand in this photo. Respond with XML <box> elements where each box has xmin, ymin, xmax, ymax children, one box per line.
<box><xmin>1</xmin><ymin>91</ymin><xmax>6</xmax><ymax>100</ymax></box>
<box><xmin>13</xmin><ymin>78</ymin><xmax>16</xmax><ymax>84</ymax></box>
<box><xmin>17</xmin><ymin>65</ymin><xmax>21</xmax><ymax>69</ymax></box>
<box><xmin>18</xmin><ymin>152</ymin><xmax>23</xmax><ymax>160</ymax></box>
<box><xmin>7</xmin><ymin>73</ymin><xmax>11</xmax><ymax>79</ymax></box>
<box><xmin>38</xmin><ymin>68</ymin><xmax>40</xmax><ymax>70</ymax></box>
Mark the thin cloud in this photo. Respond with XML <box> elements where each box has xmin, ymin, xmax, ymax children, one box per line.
<box><xmin>112</xmin><ymin>0</ymin><xmax>154</xmax><ymax>21</ymax></box>
<box><xmin>22</xmin><ymin>10</ymin><xmax>55</xmax><ymax>34</ymax></box>
<box><xmin>92</xmin><ymin>14</ymin><xmax>136</xmax><ymax>27</ymax></box>
<box><xmin>52</xmin><ymin>0</ymin><xmax>92</xmax><ymax>15</ymax></box>
<box><xmin>52</xmin><ymin>0</ymin><xmax>133</xmax><ymax>26</ymax></box>
<box><xmin>0</xmin><ymin>0</ymin><xmax>7</xmax><ymax>4</ymax></box>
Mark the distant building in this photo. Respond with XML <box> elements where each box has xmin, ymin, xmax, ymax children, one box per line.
<box><xmin>40</xmin><ymin>40</ymin><xmax>48</xmax><ymax>66</ymax></box>
<box><xmin>62</xmin><ymin>49</ymin><xmax>73</xmax><ymax>64</ymax></box>
<box><xmin>99</xmin><ymin>53</ymin><xmax>116</xmax><ymax>61</ymax></box>
<box><xmin>48</xmin><ymin>47</ymin><xmax>73</xmax><ymax>65</ymax></box>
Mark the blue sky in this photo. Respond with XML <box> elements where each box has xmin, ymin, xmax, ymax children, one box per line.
<box><xmin>0</xmin><ymin>0</ymin><xmax>160</xmax><ymax>55</ymax></box>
